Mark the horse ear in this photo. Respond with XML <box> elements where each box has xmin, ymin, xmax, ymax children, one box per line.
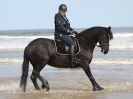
<box><xmin>108</xmin><ymin>26</ymin><xmax>112</xmax><ymax>30</ymax></box>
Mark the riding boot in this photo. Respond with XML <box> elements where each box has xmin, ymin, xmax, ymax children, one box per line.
<box><xmin>70</xmin><ymin>45</ymin><xmax>75</xmax><ymax>66</ymax></box>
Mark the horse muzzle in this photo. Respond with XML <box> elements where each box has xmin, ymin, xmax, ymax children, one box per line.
<box><xmin>101</xmin><ymin>49</ymin><xmax>108</xmax><ymax>54</ymax></box>
<box><xmin>101</xmin><ymin>46</ymin><xmax>109</xmax><ymax>54</ymax></box>
<box><xmin>97</xmin><ymin>42</ymin><xmax>109</xmax><ymax>54</ymax></box>
<box><xmin>100</xmin><ymin>44</ymin><xmax>109</xmax><ymax>54</ymax></box>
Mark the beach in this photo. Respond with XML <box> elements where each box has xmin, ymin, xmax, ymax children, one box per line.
<box><xmin>0</xmin><ymin>27</ymin><xmax>133</xmax><ymax>99</ymax></box>
<box><xmin>0</xmin><ymin>63</ymin><xmax>133</xmax><ymax>99</ymax></box>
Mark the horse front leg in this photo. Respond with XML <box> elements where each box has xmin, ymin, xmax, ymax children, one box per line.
<box><xmin>81</xmin><ymin>64</ymin><xmax>103</xmax><ymax>91</ymax></box>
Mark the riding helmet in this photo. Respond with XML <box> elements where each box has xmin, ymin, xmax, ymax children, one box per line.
<box><xmin>59</xmin><ymin>4</ymin><xmax>67</xmax><ymax>12</ymax></box>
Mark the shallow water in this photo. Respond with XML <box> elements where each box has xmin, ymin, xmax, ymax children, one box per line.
<box><xmin>0</xmin><ymin>63</ymin><xmax>133</xmax><ymax>99</ymax></box>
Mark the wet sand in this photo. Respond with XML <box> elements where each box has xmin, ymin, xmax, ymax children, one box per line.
<box><xmin>0</xmin><ymin>63</ymin><xmax>133</xmax><ymax>99</ymax></box>
<box><xmin>1</xmin><ymin>90</ymin><xmax>133</xmax><ymax>99</ymax></box>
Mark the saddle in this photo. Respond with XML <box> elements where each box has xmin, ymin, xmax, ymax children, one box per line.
<box><xmin>54</xmin><ymin>36</ymin><xmax>80</xmax><ymax>55</ymax></box>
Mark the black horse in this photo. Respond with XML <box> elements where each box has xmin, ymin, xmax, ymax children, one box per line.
<box><xmin>20</xmin><ymin>26</ymin><xmax>113</xmax><ymax>92</ymax></box>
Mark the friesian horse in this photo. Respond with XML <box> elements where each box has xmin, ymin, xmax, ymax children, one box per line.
<box><xmin>20</xmin><ymin>26</ymin><xmax>113</xmax><ymax>91</ymax></box>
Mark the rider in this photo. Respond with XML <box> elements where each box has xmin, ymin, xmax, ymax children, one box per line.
<box><xmin>54</xmin><ymin>4</ymin><xmax>78</xmax><ymax>65</ymax></box>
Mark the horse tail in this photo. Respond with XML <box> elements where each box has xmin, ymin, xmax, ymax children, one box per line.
<box><xmin>20</xmin><ymin>48</ymin><xmax>29</xmax><ymax>92</ymax></box>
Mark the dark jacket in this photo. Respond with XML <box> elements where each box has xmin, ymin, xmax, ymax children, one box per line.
<box><xmin>54</xmin><ymin>13</ymin><xmax>74</xmax><ymax>39</ymax></box>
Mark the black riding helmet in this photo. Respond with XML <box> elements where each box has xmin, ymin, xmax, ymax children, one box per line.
<box><xmin>59</xmin><ymin>4</ymin><xmax>67</xmax><ymax>12</ymax></box>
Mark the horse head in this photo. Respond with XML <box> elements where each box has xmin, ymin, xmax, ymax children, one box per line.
<box><xmin>97</xmin><ymin>26</ymin><xmax>113</xmax><ymax>54</ymax></box>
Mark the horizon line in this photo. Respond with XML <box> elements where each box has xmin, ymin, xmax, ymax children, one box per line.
<box><xmin>0</xmin><ymin>26</ymin><xmax>133</xmax><ymax>31</ymax></box>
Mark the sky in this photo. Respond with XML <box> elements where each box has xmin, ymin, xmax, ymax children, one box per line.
<box><xmin>0</xmin><ymin>0</ymin><xmax>133</xmax><ymax>30</ymax></box>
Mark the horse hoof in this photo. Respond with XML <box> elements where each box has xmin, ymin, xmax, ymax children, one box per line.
<box><xmin>46</xmin><ymin>87</ymin><xmax>50</xmax><ymax>92</ymax></box>
<box><xmin>42</xmin><ymin>85</ymin><xmax>50</xmax><ymax>91</ymax></box>
<box><xmin>36</xmin><ymin>87</ymin><xmax>41</xmax><ymax>90</ymax></box>
<box><xmin>93</xmin><ymin>86</ymin><xmax>104</xmax><ymax>91</ymax></box>
<box><xmin>42</xmin><ymin>85</ymin><xmax>45</xmax><ymax>89</ymax></box>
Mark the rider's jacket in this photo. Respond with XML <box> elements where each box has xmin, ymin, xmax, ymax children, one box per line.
<box><xmin>54</xmin><ymin>13</ymin><xmax>74</xmax><ymax>39</ymax></box>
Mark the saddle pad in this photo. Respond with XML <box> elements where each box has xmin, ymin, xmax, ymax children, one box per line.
<box><xmin>54</xmin><ymin>37</ymin><xmax>80</xmax><ymax>55</ymax></box>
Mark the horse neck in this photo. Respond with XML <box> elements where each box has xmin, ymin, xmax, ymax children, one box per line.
<box><xmin>76</xmin><ymin>33</ymin><xmax>98</xmax><ymax>52</ymax></box>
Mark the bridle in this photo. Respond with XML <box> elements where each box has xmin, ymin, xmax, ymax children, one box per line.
<box><xmin>96</xmin><ymin>35</ymin><xmax>110</xmax><ymax>48</ymax></box>
<box><xmin>92</xmin><ymin>40</ymin><xmax>109</xmax><ymax>48</ymax></box>
<box><xmin>97</xmin><ymin>42</ymin><xmax>109</xmax><ymax>48</ymax></box>
<box><xmin>96</xmin><ymin>44</ymin><xmax>101</xmax><ymax>47</ymax></box>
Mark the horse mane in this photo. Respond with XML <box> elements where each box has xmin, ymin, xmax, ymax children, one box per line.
<box><xmin>77</xmin><ymin>26</ymin><xmax>113</xmax><ymax>40</ymax></box>
<box><xmin>107</xmin><ymin>27</ymin><xmax>113</xmax><ymax>40</ymax></box>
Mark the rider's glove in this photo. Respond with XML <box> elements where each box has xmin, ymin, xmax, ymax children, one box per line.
<box><xmin>73</xmin><ymin>30</ymin><xmax>78</xmax><ymax>35</ymax></box>
<box><xmin>67</xmin><ymin>30</ymin><xmax>73</xmax><ymax>35</ymax></box>
<box><xmin>68</xmin><ymin>29</ymin><xmax>79</xmax><ymax>36</ymax></box>
<box><xmin>69</xmin><ymin>30</ymin><xmax>78</xmax><ymax>35</ymax></box>
<box><xmin>71</xmin><ymin>30</ymin><xmax>78</xmax><ymax>35</ymax></box>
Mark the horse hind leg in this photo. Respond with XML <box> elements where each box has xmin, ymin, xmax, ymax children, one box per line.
<box><xmin>30</xmin><ymin>71</ymin><xmax>40</xmax><ymax>90</ymax></box>
<box><xmin>31</xmin><ymin>64</ymin><xmax>50</xmax><ymax>91</ymax></box>
<box><xmin>36</xmin><ymin>71</ymin><xmax>50</xmax><ymax>91</ymax></box>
